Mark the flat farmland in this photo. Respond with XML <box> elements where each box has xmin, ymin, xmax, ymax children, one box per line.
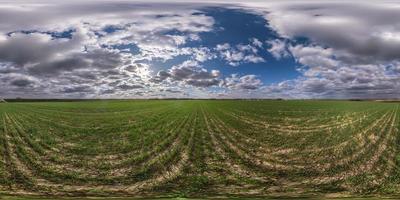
<box><xmin>0</xmin><ymin>100</ymin><xmax>399</xmax><ymax>199</ymax></box>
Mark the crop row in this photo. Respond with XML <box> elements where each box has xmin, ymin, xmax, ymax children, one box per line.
<box><xmin>0</xmin><ymin>100</ymin><xmax>399</xmax><ymax>197</ymax></box>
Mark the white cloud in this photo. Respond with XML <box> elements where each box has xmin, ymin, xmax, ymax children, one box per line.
<box><xmin>254</xmin><ymin>1</ymin><xmax>400</xmax><ymax>64</ymax></box>
<box><xmin>222</xmin><ymin>74</ymin><xmax>263</xmax><ymax>90</ymax></box>
<box><xmin>0</xmin><ymin>1</ymin><xmax>219</xmax><ymax>98</ymax></box>
<box><xmin>289</xmin><ymin>44</ymin><xmax>339</xmax><ymax>73</ymax></box>
<box><xmin>151</xmin><ymin>60</ymin><xmax>221</xmax><ymax>88</ymax></box>
<box><xmin>227</xmin><ymin>1</ymin><xmax>400</xmax><ymax>98</ymax></box>
<box><xmin>1</xmin><ymin>1</ymin><xmax>400</xmax><ymax>99</ymax></box>
<box><xmin>267</xmin><ymin>39</ymin><xmax>289</xmax><ymax>60</ymax></box>
<box><xmin>216</xmin><ymin>41</ymin><xmax>265</xmax><ymax>66</ymax></box>
<box><xmin>0</xmin><ymin>29</ymin><xmax>86</xmax><ymax>66</ymax></box>
<box><xmin>190</xmin><ymin>47</ymin><xmax>217</xmax><ymax>62</ymax></box>
<box><xmin>251</xmin><ymin>38</ymin><xmax>263</xmax><ymax>48</ymax></box>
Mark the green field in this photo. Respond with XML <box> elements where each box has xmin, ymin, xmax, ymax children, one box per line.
<box><xmin>0</xmin><ymin>100</ymin><xmax>399</xmax><ymax>199</ymax></box>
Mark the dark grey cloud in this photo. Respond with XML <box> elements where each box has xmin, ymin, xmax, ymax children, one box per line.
<box><xmin>152</xmin><ymin>60</ymin><xmax>221</xmax><ymax>88</ymax></box>
<box><xmin>222</xmin><ymin>74</ymin><xmax>263</xmax><ymax>90</ymax></box>
<box><xmin>117</xmin><ymin>84</ymin><xmax>144</xmax><ymax>90</ymax></box>
<box><xmin>28</xmin><ymin>49</ymin><xmax>123</xmax><ymax>76</ymax></box>
<box><xmin>0</xmin><ymin>0</ymin><xmax>218</xmax><ymax>98</ymax></box>
<box><xmin>1</xmin><ymin>1</ymin><xmax>400</xmax><ymax>99</ymax></box>
<box><xmin>236</xmin><ymin>1</ymin><xmax>400</xmax><ymax>99</ymax></box>
<box><xmin>164</xmin><ymin>89</ymin><xmax>182</xmax><ymax>93</ymax></box>
<box><xmin>61</xmin><ymin>85</ymin><xmax>93</xmax><ymax>94</ymax></box>
<box><xmin>261</xmin><ymin>63</ymin><xmax>400</xmax><ymax>99</ymax></box>
<box><xmin>0</xmin><ymin>31</ymin><xmax>83</xmax><ymax>66</ymax></box>
<box><xmin>186</xmin><ymin>78</ymin><xmax>220</xmax><ymax>87</ymax></box>
<box><xmin>264</xmin><ymin>1</ymin><xmax>400</xmax><ymax>64</ymax></box>
<box><xmin>10</xmin><ymin>78</ymin><xmax>34</xmax><ymax>87</ymax></box>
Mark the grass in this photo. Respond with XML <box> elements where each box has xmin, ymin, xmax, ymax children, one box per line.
<box><xmin>0</xmin><ymin>100</ymin><xmax>399</xmax><ymax>199</ymax></box>
<box><xmin>2</xmin><ymin>195</ymin><xmax>400</xmax><ymax>200</ymax></box>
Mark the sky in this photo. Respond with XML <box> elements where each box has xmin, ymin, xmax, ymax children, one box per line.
<box><xmin>0</xmin><ymin>0</ymin><xmax>400</xmax><ymax>99</ymax></box>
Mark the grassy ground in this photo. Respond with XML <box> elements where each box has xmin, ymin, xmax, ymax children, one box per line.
<box><xmin>2</xmin><ymin>195</ymin><xmax>400</xmax><ymax>200</ymax></box>
<box><xmin>0</xmin><ymin>100</ymin><xmax>399</xmax><ymax>198</ymax></box>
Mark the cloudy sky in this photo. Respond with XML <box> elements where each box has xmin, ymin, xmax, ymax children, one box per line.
<box><xmin>0</xmin><ymin>0</ymin><xmax>400</xmax><ymax>99</ymax></box>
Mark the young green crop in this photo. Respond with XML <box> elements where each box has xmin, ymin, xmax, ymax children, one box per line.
<box><xmin>0</xmin><ymin>100</ymin><xmax>399</xmax><ymax>198</ymax></box>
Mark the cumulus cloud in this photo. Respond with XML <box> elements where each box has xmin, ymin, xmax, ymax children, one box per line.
<box><xmin>1</xmin><ymin>1</ymin><xmax>400</xmax><ymax>99</ymax></box>
<box><xmin>152</xmin><ymin>60</ymin><xmax>221</xmax><ymax>87</ymax></box>
<box><xmin>10</xmin><ymin>79</ymin><xmax>34</xmax><ymax>87</ymax></box>
<box><xmin>0</xmin><ymin>30</ymin><xmax>84</xmax><ymax>66</ymax></box>
<box><xmin>117</xmin><ymin>84</ymin><xmax>144</xmax><ymax>90</ymax></box>
<box><xmin>258</xmin><ymin>1</ymin><xmax>400</xmax><ymax>65</ymax></box>
<box><xmin>226</xmin><ymin>0</ymin><xmax>400</xmax><ymax>99</ymax></box>
<box><xmin>267</xmin><ymin>39</ymin><xmax>290</xmax><ymax>60</ymax></box>
<box><xmin>28</xmin><ymin>49</ymin><xmax>124</xmax><ymax>76</ymax></box>
<box><xmin>261</xmin><ymin>61</ymin><xmax>400</xmax><ymax>99</ymax></box>
<box><xmin>0</xmin><ymin>1</ymin><xmax>220</xmax><ymax>98</ymax></box>
<box><xmin>222</xmin><ymin>74</ymin><xmax>263</xmax><ymax>90</ymax></box>
<box><xmin>1</xmin><ymin>73</ymin><xmax>39</xmax><ymax>88</ymax></box>
<box><xmin>61</xmin><ymin>85</ymin><xmax>93</xmax><ymax>94</ymax></box>
<box><xmin>190</xmin><ymin>47</ymin><xmax>217</xmax><ymax>62</ymax></box>
<box><xmin>216</xmin><ymin>40</ymin><xmax>265</xmax><ymax>66</ymax></box>
<box><xmin>289</xmin><ymin>45</ymin><xmax>336</xmax><ymax>68</ymax></box>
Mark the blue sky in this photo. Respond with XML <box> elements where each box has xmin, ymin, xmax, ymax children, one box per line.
<box><xmin>0</xmin><ymin>1</ymin><xmax>400</xmax><ymax>99</ymax></box>
<box><xmin>191</xmin><ymin>7</ymin><xmax>300</xmax><ymax>85</ymax></box>
<box><xmin>140</xmin><ymin>7</ymin><xmax>300</xmax><ymax>85</ymax></box>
